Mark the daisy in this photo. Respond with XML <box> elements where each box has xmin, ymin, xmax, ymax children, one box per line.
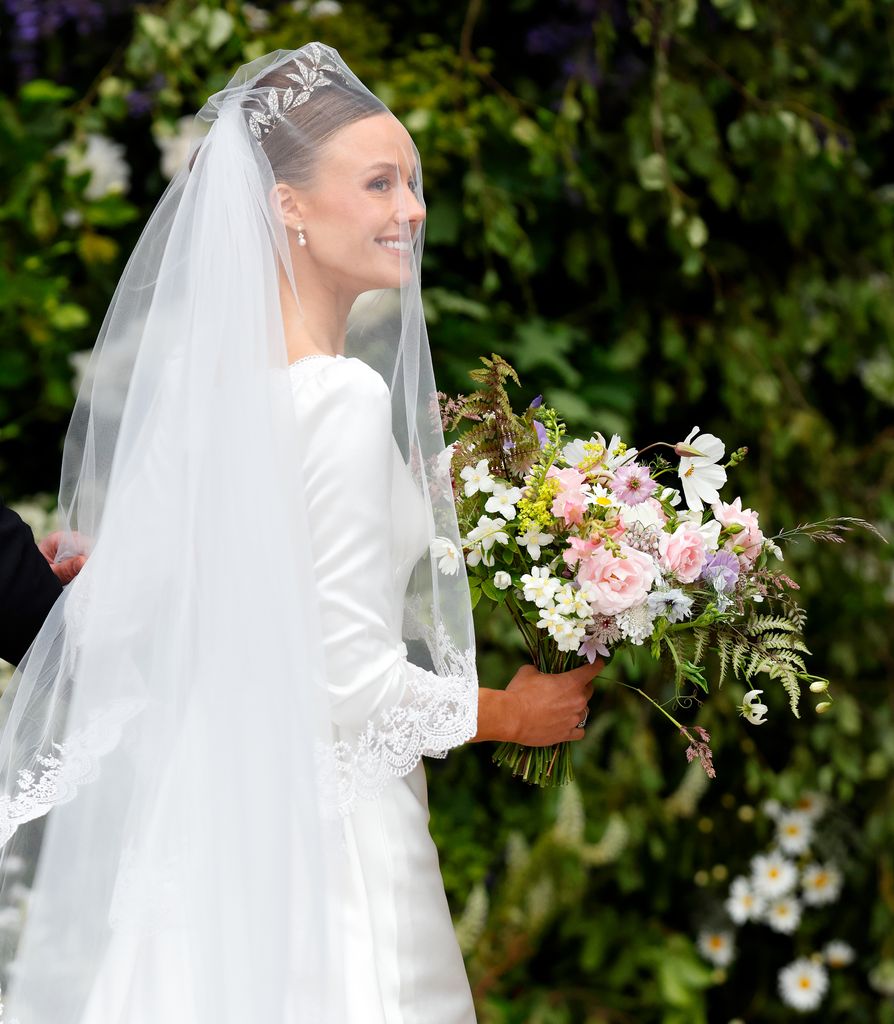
<box><xmin>801</xmin><ymin>862</ymin><xmax>843</xmax><ymax>906</ymax></box>
<box><xmin>778</xmin><ymin>957</ymin><xmax>829</xmax><ymax>1012</ymax></box>
<box><xmin>430</xmin><ymin>537</ymin><xmax>460</xmax><ymax>576</ymax></box>
<box><xmin>724</xmin><ymin>875</ymin><xmax>765</xmax><ymax>925</ymax></box>
<box><xmin>677</xmin><ymin>426</ymin><xmax>727</xmax><ymax>512</ymax></box>
<box><xmin>460</xmin><ymin>458</ymin><xmax>495</xmax><ymax>497</ymax></box>
<box><xmin>823</xmin><ymin>940</ymin><xmax>855</xmax><ymax>968</ymax></box>
<box><xmin>765</xmin><ymin>895</ymin><xmax>802</xmax><ymax>934</ymax></box>
<box><xmin>776</xmin><ymin>810</ymin><xmax>814</xmax><ymax>856</ymax></box>
<box><xmin>751</xmin><ymin>851</ymin><xmax>797</xmax><ymax>899</ymax></box>
<box><xmin>696</xmin><ymin>929</ymin><xmax>735</xmax><ymax>968</ymax></box>
<box><xmin>793</xmin><ymin>791</ymin><xmax>828</xmax><ymax>823</ymax></box>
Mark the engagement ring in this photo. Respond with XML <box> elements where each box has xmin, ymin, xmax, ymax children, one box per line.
<box><xmin>577</xmin><ymin>709</ymin><xmax>589</xmax><ymax>728</ymax></box>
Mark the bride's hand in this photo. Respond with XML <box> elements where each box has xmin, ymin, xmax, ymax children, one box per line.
<box><xmin>504</xmin><ymin>659</ymin><xmax>604</xmax><ymax>746</ymax></box>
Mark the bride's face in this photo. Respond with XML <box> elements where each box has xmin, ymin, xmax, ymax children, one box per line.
<box><xmin>292</xmin><ymin>112</ymin><xmax>425</xmax><ymax>294</ymax></box>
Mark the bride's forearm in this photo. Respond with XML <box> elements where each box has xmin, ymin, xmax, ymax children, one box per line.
<box><xmin>469</xmin><ymin>686</ymin><xmax>517</xmax><ymax>744</ymax></box>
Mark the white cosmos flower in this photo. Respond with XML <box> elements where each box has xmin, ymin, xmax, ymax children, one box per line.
<box><xmin>751</xmin><ymin>851</ymin><xmax>798</xmax><ymax>899</ymax></box>
<box><xmin>740</xmin><ymin>688</ymin><xmax>768</xmax><ymax>725</ymax></box>
<box><xmin>724</xmin><ymin>875</ymin><xmax>765</xmax><ymax>924</ymax></box>
<box><xmin>430</xmin><ymin>537</ymin><xmax>460</xmax><ymax>575</ymax></box>
<box><xmin>778</xmin><ymin>957</ymin><xmax>829</xmax><ymax>1012</ymax></box>
<box><xmin>823</xmin><ymin>940</ymin><xmax>855</xmax><ymax>968</ymax></box>
<box><xmin>460</xmin><ymin>458</ymin><xmax>495</xmax><ymax>497</ymax></box>
<box><xmin>677</xmin><ymin>426</ymin><xmax>727</xmax><ymax>512</ymax></box>
<box><xmin>697</xmin><ymin>929</ymin><xmax>735</xmax><ymax>967</ymax></box>
<box><xmin>776</xmin><ymin>810</ymin><xmax>814</xmax><ymax>855</ymax></box>
<box><xmin>801</xmin><ymin>862</ymin><xmax>843</xmax><ymax>906</ymax></box>
<box><xmin>493</xmin><ymin>571</ymin><xmax>512</xmax><ymax>590</ymax></box>
<box><xmin>765</xmin><ymin>895</ymin><xmax>802</xmax><ymax>934</ymax></box>
<box><xmin>516</xmin><ymin>526</ymin><xmax>554</xmax><ymax>560</ymax></box>
<box><xmin>484</xmin><ymin>481</ymin><xmax>523</xmax><ymax>520</ymax></box>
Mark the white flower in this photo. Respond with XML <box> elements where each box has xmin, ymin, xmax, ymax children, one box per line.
<box><xmin>765</xmin><ymin>895</ymin><xmax>802</xmax><ymax>934</ymax></box>
<box><xmin>762</xmin><ymin>798</ymin><xmax>783</xmax><ymax>820</ymax></box>
<box><xmin>697</xmin><ymin>929</ymin><xmax>735</xmax><ymax>967</ymax></box>
<box><xmin>675</xmin><ymin>509</ymin><xmax>722</xmax><ymax>551</ymax></box>
<box><xmin>615</xmin><ymin>601</ymin><xmax>657</xmax><ymax>645</ymax></box>
<box><xmin>562</xmin><ymin>433</ymin><xmax>638</xmax><ymax>471</ymax></box>
<box><xmin>801</xmin><ymin>862</ymin><xmax>843</xmax><ymax>906</ymax></box>
<box><xmin>677</xmin><ymin>426</ymin><xmax>727</xmax><ymax>512</ymax></box>
<box><xmin>493</xmin><ymin>571</ymin><xmax>512</xmax><ymax>591</ymax></box>
<box><xmin>553</xmin><ymin>584</ymin><xmax>580</xmax><ymax>616</ymax></box>
<box><xmin>751</xmin><ymin>851</ymin><xmax>798</xmax><ymax>899</ymax></box>
<box><xmin>619</xmin><ymin>500</ymin><xmax>664</xmax><ymax>530</ymax></box>
<box><xmin>466</xmin><ymin>545</ymin><xmax>494</xmax><ymax>568</ymax></box>
<box><xmin>776</xmin><ymin>810</ymin><xmax>814</xmax><ymax>856</ymax></box>
<box><xmin>793</xmin><ymin>791</ymin><xmax>828</xmax><ymax>823</ymax></box>
<box><xmin>740</xmin><ymin>688</ymin><xmax>768</xmax><ymax>725</ymax></box>
<box><xmin>766</xmin><ymin>539</ymin><xmax>785</xmax><ymax>561</ymax></box>
<box><xmin>152</xmin><ymin>115</ymin><xmax>209</xmax><ymax>181</ymax></box>
<box><xmin>484</xmin><ymin>481</ymin><xmax>523</xmax><ymax>520</ymax></box>
<box><xmin>725</xmin><ymin>876</ymin><xmax>765</xmax><ymax>924</ymax></box>
<box><xmin>430</xmin><ymin>537</ymin><xmax>460</xmax><ymax>576</ymax></box>
<box><xmin>516</xmin><ymin>526</ymin><xmax>554</xmax><ymax>560</ymax></box>
<box><xmin>467</xmin><ymin>515</ymin><xmax>510</xmax><ymax>551</ymax></box>
<box><xmin>243</xmin><ymin>2</ymin><xmax>272</xmax><ymax>29</ymax></box>
<box><xmin>520</xmin><ymin>565</ymin><xmax>561</xmax><ymax>608</ymax></box>
<box><xmin>823</xmin><ymin>940</ymin><xmax>855</xmax><ymax>968</ymax></box>
<box><xmin>59</xmin><ymin>132</ymin><xmax>131</xmax><ymax>200</ymax></box>
<box><xmin>587</xmin><ymin>483</ymin><xmax>619</xmax><ymax>512</ymax></box>
<box><xmin>460</xmin><ymin>458</ymin><xmax>496</xmax><ymax>497</ymax></box>
<box><xmin>309</xmin><ymin>0</ymin><xmax>343</xmax><ymax>16</ymax></box>
<box><xmin>547</xmin><ymin>618</ymin><xmax>588</xmax><ymax>652</ymax></box>
<box><xmin>436</xmin><ymin>442</ymin><xmax>457</xmax><ymax>481</ymax></box>
<box><xmin>778</xmin><ymin>957</ymin><xmax>829</xmax><ymax>1012</ymax></box>
<box><xmin>658</xmin><ymin>486</ymin><xmax>682</xmax><ymax>507</ymax></box>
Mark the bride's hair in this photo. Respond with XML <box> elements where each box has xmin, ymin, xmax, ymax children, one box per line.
<box><xmin>254</xmin><ymin>66</ymin><xmax>388</xmax><ymax>186</ymax></box>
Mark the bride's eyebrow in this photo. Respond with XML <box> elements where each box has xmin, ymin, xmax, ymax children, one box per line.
<box><xmin>361</xmin><ymin>160</ymin><xmax>414</xmax><ymax>178</ymax></box>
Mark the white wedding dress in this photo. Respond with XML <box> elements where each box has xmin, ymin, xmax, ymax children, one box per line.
<box><xmin>71</xmin><ymin>353</ymin><xmax>478</xmax><ymax>1024</ymax></box>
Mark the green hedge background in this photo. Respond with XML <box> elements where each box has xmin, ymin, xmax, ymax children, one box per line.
<box><xmin>1</xmin><ymin>1</ymin><xmax>892</xmax><ymax>1020</ymax></box>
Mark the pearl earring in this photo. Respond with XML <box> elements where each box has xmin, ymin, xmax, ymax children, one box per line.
<box><xmin>297</xmin><ymin>227</ymin><xmax>306</xmax><ymax>247</ymax></box>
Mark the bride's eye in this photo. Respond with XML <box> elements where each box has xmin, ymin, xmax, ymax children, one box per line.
<box><xmin>368</xmin><ymin>177</ymin><xmax>391</xmax><ymax>192</ymax></box>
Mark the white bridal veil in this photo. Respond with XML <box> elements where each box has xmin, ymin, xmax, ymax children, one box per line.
<box><xmin>0</xmin><ymin>42</ymin><xmax>478</xmax><ymax>1021</ymax></box>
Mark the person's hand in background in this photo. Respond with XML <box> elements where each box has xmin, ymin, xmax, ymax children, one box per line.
<box><xmin>38</xmin><ymin>531</ymin><xmax>89</xmax><ymax>584</ymax></box>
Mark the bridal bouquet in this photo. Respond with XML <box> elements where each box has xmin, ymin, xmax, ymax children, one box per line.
<box><xmin>434</xmin><ymin>355</ymin><xmax>878</xmax><ymax>787</ymax></box>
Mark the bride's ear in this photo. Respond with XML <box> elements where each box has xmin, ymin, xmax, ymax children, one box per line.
<box><xmin>269</xmin><ymin>182</ymin><xmax>305</xmax><ymax>233</ymax></box>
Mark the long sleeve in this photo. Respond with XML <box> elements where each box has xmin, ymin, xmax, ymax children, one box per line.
<box><xmin>292</xmin><ymin>358</ymin><xmax>477</xmax><ymax>812</ymax></box>
<box><xmin>0</xmin><ymin>500</ymin><xmax>63</xmax><ymax>666</ymax></box>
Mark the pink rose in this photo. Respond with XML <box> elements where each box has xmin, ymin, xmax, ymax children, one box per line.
<box><xmin>577</xmin><ymin>543</ymin><xmax>656</xmax><ymax>615</ymax></box>
<box><xmin>659</xmin><ymin>525</ymin><xmax>707</xmax><ymax>584</ymax></box>
<box><xmin>563</xmin><ymin>535</ymin><xmax>599</xmax><ymax>570</ymax></box>
<box><xmin>712</xmin><ymin>496</ymin><xmax>764</xmax><ymax>567</ymax></box>
<box><xmin>547</xmin><ymin>466</ymin><xmax>588</xmax><ymax>525</ymax></box>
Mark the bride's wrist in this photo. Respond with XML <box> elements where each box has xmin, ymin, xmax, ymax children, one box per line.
<box><xmin>471</xmin><ymin>687</ymin><xmax>518</xmax><ymax>744</ymax></box>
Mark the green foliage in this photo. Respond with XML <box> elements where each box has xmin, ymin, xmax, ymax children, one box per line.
<box><xmin>2</xmin><ymin>0</ymin><xmax>893</xmax><ymax>1018</ymax></box>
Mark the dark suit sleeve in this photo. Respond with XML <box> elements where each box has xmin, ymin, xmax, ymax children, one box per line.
<box><xmin>0</xmin><ymin>500</ymin><xmax>63</xmax><ymax>666</ymax></box>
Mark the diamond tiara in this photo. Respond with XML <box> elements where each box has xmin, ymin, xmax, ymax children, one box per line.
<box><xmin>247</xmin><ymin>42</ymin><xmax>350</xmax><ymax>144</ymax></box>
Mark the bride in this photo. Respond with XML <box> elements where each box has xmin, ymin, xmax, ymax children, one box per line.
<box><xmin>0</xmin><ymin>43</ymin><xmax>599</xmax><ymax>1023</ymax></box>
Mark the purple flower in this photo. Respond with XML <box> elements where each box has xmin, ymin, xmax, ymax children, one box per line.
<box><xmin>609</xmin><ymin>462</ymin><xmax>657</xmax><ymax>505</ymax></box>
<box><xmin>534</xmin><ymin>420</ymin><xmax>547</xmax><ymax>447</ymax></box>
<box><xmin>529</xmin><ymin>394</ymin><xmax>543</xmax><ymax>409</ymax></box>
<box><xmin>701</xmin><ymin>550</ymin><xmax>739</xmax><ymax>592</ymax></box>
